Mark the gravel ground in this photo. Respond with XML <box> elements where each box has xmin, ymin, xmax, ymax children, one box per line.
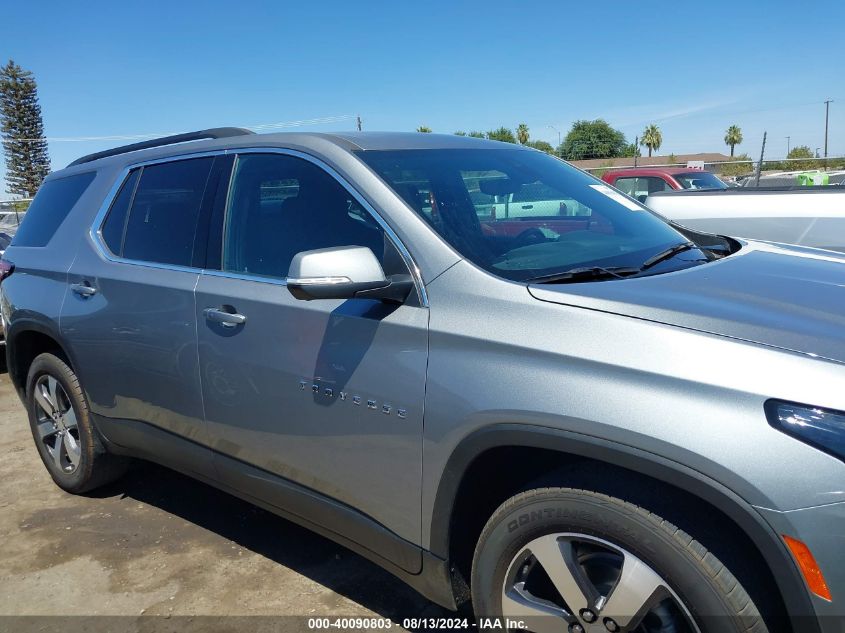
<box><xmin>0</xmin><ymin>367</ymin><xmax>448</xmax><ymax>632</ymax></box>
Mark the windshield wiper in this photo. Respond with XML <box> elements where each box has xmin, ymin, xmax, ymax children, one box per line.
<box><xmin>526</xmin><ymin>266</ymin><xmax>641</xmax><ymax>284</ymax></box>
<box><xmin>526</xmin><ymin>241</ymin><xmax>706</xmax><ymax>285</ymax></box>
<box><xmin>639</xmin><ymin>241</ymin><xmax>698</xmax><ymax>271</ymax></box>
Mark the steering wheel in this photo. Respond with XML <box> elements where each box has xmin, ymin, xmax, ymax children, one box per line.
<box><xmin>510</xmin><ymin>227</ymin><xmax>547</xmax><ymax>249</ymax></box>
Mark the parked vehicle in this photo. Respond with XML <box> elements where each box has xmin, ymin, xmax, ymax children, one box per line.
<box><xmin>741</xmin><ymin>170</ymin><xmax>845</xmax><ymax>188</ymax></box>
<box><xmin>646</xmin><ymin>187</ymin><xmax>845</xmax><ymax>252</ymax></box>
<box><xmin>467</xmin><ymin>181</ymin><xmax>590</xmax><ymax>220</ymax></box>
<box><xmin>602</xmin><ymin>167</ymin><xmax>728</xmax><ymax>202</ymax></box>
<box><xmin>3</xmin><ymin>129</ymin><xmax>845</xmax><ymax>633</ymax></box>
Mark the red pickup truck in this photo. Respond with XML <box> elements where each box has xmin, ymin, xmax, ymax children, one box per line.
<box><xmin>602</xmin><ymin>167</ymin><xmax>727</xmax><ymax>202</ymax></box>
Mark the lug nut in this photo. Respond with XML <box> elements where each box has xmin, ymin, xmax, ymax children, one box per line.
<box><xmin>580</xmin><ymin>609</ymin><xmax>597</xmax><ymax>623</ymax></box>
<box><xmin>604</xmin><ymin>618</ymin><xmax>619</xmax><ymax>632</ymax></box>
<box><xmin>568</xmin><ymin>624</ymin><xmax>584</xmax><ymax>633</ymax></box>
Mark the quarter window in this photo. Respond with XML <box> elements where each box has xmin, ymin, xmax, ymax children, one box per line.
<box><xmin>120</xmin><ymin>157</ymin><xmax>214</xmax><ymax>266</ymax></box>
<box><xmin>12</xmin><ymin>171</ymin><xmax>96</xmax><ymax>247</ymax></box>
<box><xmin>222</xmin><ymin>154</ymin><xmax>392</xmax><ymax>280</ymax></box>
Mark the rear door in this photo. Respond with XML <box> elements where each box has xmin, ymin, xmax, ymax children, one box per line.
<box><xmin>195</xmin><ymin>151</ymin><xmax>429</xmax><ymax>550</ymax></box>
<box><xmin>62</xmin><ymin>156</ymin><xmax>229</xmax><ymax>473</ymax></box>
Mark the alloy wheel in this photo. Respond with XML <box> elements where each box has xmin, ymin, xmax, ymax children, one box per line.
<box><xmin>501</xmin><ymin>533</ymin><xmax>699</xmax><ymax>633</ymax></box>
<box><xmin>33</xmin><ymin>374</ymin><xmax>81</xmax><ymax>474</ymax></box>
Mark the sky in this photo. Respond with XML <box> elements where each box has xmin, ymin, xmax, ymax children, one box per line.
<box><xmin>1</xmin><ymin>0</ymin><xmax>844</xmax><ymax>193</ymax></box>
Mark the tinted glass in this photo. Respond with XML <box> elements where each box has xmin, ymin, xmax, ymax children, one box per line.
<box><xmin>122</xmin><ymin>158</ymin><xmax>213</xmax><ymax>266</ymax></box>
<box><xmin>675</xmin><ymin>172</ymin><xmax>727</xmax><ymax>190</ymax></box>
<box><xmin>361</xmin><ymin>149</ymin><xmax>692</xmax><ymax>281</ymax></box>
<box><xmin>223</xmin><ymin>154</ymin><xmax>388</xmax><ymax>279</ymax></box>
<box><xmin>613</xmin><ymin>177</ymin><xmax>672</xmax><ymax>202</ymax></box>
<box><xmin>100</xmin><ymin>169</ymin><xmax>140</xmax><ymax>255</ymax></box>
<box><xmin>12</xmin><ymin>172</ymin><xmax>96</xmax><ymax>247</ymax></box>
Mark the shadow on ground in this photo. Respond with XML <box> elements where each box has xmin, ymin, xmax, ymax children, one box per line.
<box><xmin>89</xmin><ymin>461</ymin><xmax>450</xmax><ymax>623</ymax></box>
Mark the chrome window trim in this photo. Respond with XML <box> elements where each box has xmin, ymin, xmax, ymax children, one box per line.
<box><xmin>89</xmin><ymin>148</ymin><xmax>429</xmax><ymax>306</ymax></box>
<box><xmin>89</xmin><ymin>150</ymin><xmax>225</xmax><ymax>275</ymax></box>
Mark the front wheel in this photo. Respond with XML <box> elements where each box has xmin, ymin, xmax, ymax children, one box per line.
<box><xmin>471</xmin><ymin>488</ymin><xmax>767</xmax><ymax>633</ymax></box>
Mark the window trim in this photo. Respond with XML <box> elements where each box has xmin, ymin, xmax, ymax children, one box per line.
<box><xmin>90</xmin><ymin>150</ymin><xmax>222</xmax><ymax>274</ymax></box>
<box><xmin>89</xmin><ymin>148</ymin><xmax>428</xmax><ymax>306</ymax></box>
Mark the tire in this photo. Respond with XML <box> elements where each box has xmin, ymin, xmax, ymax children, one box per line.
<box><xmin>471</xmin><ymin>487</ymin><xmax>767</xmax><ymax>633</ymax></box>
<box><xmin>26</xmin><ymin>352</ymin><xmax>128</xmax><ymax>493</ymax></box>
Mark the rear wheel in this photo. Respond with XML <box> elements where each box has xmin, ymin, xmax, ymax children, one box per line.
<box><xmin>26</xmin><ymin>352</ymin><xmax>128</xmax><ymax>493</ymax></box>
<box><xmin>471</xmin><ymin>488</ymin><xmax>767</xmax><ymax>633</ymax></box>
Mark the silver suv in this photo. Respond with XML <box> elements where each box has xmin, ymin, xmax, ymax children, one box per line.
<box><xmin>2</xmin><ymin>129</ymin><xmax>844</xmax><ymax>633</ymax></box>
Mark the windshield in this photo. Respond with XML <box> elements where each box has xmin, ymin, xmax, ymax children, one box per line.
<box><xmin>359</xmin><ymin>148</ymin><xmax>695</xmax><ymax>282</ymax></box>
<box><xmin>674</xmin><ymin>172</ymin><xmax>727</xmax><ymax>190</ymax></box>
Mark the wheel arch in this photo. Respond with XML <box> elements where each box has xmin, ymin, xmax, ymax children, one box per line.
<box><xmin>430</xmin><ymin>424</ymin><xmax>818</xmax><ymax>632</ymax></box>
<box><xmin>6</xmin><ymin>318</ymin><xmax>77</xmax><ymax>399</ymax></box>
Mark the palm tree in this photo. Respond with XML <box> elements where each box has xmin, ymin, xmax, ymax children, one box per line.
<box><xmin>517</xmin><ymin>123</ymin><xmax>530</xmax><ymax>145</ymax></box>
<box><xmin>724</xmin><ymin>125</ymin><xmax>743</xmax><ymax>157</ymax></box>
<box><xmin>640</xmin><ymin>124</ymin><xmax>662</xmax><ymax>157</ymax></box>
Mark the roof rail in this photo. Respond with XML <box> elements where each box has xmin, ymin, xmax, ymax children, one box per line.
<box><xmin>67</xmin><ymin>127</ymin><xmax>255</xmax><ymax>167</ymax></box>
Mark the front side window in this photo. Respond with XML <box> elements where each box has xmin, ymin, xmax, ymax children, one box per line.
<box><xmin>361</xmin><ymin>149</ymin><xmax>696</xmax><ymax>282</ymax></box>
<box><xmin>120</xmin><ymin>157</ymin><xmax>214</xmax><ymax>266</ymax></box>
<box><xmin>222</xmin><ymin>154</ymin><xmax>392</xmax><ymax>280</ymax></box>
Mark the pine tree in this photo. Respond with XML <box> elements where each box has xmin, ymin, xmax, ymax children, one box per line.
<box><xmin>0</xmin><ymin>60</ymin><xmax>50</xmax><ymax>197</ymax></box>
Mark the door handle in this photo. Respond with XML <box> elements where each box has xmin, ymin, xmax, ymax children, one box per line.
<box><xmin>204</xmin><ymin>307</ymin><xmax>247</xmax><ymax>328</ymax></box>
<box><xmin>70</xmin><ymin>283</ymin><xmax>97</xmax><ymax>298</ymax></box>
<box><xmin>521</xmin><ymin>204</ymin><xmax>534</xmax><ymax>209</ymax></box>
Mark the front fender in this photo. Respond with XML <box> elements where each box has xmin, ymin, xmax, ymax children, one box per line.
<box><xmin>429</xmin><ymin>423</ymin><xmax>818</xmax><ymax>630</ymax></box>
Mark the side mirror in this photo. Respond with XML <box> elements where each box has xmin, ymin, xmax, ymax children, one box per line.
<box><xmin>287</xmin><ymin>246</ymin><xmax>414</xmax><ymax>304</ymax></box>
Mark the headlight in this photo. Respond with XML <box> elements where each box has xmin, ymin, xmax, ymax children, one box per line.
<box><xmin>766</xmin><ymin>400</ymin><xmax>845</xmax><ymax>462</ymax></box>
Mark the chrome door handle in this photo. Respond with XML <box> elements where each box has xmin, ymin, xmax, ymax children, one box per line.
<box><xmin>204</xmin><ymin>307</ymin><xmax>246</xmax><ymax>328</ymax></box>
<box><xmin>70</xmin><ymin>283</ymin><xmax>97</xmax><ymax>298</ymax></box>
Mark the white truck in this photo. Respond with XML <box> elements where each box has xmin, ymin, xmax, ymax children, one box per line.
<box><xmin>645</xmin><ymin>187</ymin><xmax>845</xmax><ymax>253</ymax></box>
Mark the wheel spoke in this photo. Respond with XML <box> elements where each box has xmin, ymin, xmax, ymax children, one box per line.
<box><xmin>34</xmin><ymin>383</ymin><xmax>56</xmax><ymax>416</ymax></box>
<box><xmin>61</xmin><ymin>407</ymin><xmax>79</xmax><ymax>431</ymax></box>
<box><xmin>50</xmin><ymin>434</ymin><xmax>65</xmax><ymax>469</ymax></box>
<box><xmin>63</xmin><ymin>433</ymin><xmax>81</xmax><ymax>467</ymax></box>
<box><xmin>47</xmin><ymin>377</ymin><xmax>60</xmax><ymax>412</ymax></box>
<box><xmin>600</xmin><ymin>551</ymin><xmax>668</xmax><ymax>629</ymax></box>
<box><xmin>528</xmin><ymin>534</ymin><xmax>594</xmax><ymax>615</ymax></box>
<box><xmin>36</xmin><ymin>419</ymin><xmax>57</xmax><ymax>440</ymax></box>
<box><xmin>502</xmin><ymin>583</ymin><xmax>569</xmax><ymax>633</ymax></box>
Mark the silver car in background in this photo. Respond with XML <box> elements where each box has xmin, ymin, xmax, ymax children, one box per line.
<box><xmin>646</xmin><ymin>187</ymin><xmax>845</xmax><ymax>252</ymax></box>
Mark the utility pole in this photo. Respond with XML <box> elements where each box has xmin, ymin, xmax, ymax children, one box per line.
<box><xmin>755</xmin><ymin>131</ymin><xmax>766</xmax><ymax>186</ymax></box>
<box><xmin>634</xmin><ymin>136</ymin><xmax>639</xmax><ymax>167</ymax></box>
<box><xmin>356</xmin><ymin>115</ymin><xmax>362</xmax><ymax>132</ymax></box>
<box><xmin>785</xmin><ymin>136</ymin><xmax>790</xmax><ymax>156</ymax></box>
<box><xmin>823</xmin><ymin>99</ymin><xmax>833</xmax><ymax>157</ymax></box>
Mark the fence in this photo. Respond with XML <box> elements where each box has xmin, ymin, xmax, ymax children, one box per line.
<box><xmin>581</xmin><ymin>156</ymin><xmax>845</xmax><ymax>182</ymax></box>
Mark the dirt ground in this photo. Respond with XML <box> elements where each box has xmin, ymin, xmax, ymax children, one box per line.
<box><xmin>0</xmin><ymin>367</ymin><xmax>448</xmax><ymax>632</ymax></box>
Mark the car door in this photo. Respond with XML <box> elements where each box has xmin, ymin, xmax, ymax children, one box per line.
<box><xmin>62</xmin><ymin>156</ymin><xmax>228</xmax><ymax>474</ymax></box>
<box><xmin>195</xmin><ymin>151</ymin><xmax>429</xmax><ymax>548</ymax></box>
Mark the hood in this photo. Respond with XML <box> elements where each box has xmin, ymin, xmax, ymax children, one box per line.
<box><xmin>528</xmin><ymin>241</ymin><xmax>845</xmax><ymax>363</ymax></box>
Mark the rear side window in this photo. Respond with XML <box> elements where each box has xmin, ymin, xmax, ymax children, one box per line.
<box><xmin>101</xmin><ymin>169</ymin><xmax>140</xmax><ymax>255</ymax></box>
<box><xmin>121</xmin><ymin>158</ymin><xmax>213</xmax><ymax>266</ymax></box>
<box><xmin>12</xmin><ymin>172</ymin><xmax>96</xmax><ymax>247</ymax></box>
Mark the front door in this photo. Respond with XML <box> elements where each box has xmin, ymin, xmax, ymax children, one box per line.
<box><xmin>195</xmin><ymin>152</ymin><xmax>428</xmax><ymax>547</ymax></box>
